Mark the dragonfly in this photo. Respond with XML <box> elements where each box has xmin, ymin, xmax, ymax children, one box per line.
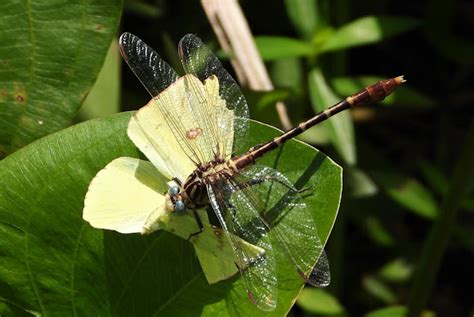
<box><xmin>118</xmin><ymin>32</ymin><xmax>404</xmax><ymax>311</ymax></box>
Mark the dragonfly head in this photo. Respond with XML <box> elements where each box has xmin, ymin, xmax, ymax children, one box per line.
<box><xmin>168</xmin><ymin>185</ymin><xmax>180</xmax><ymax>196</ymax></box>
<box><xmin>174</xmin><ymin>200</ymin><xmax>186</xmax><ymax>213</ymax></box>
<box><xmin>167</xmin><ymin>185</ymin><xmax>187</xmax><ymax>213</ymax></box>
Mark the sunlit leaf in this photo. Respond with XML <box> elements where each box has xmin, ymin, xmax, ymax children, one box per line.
<box><xmin>0</xmin><ymin>113</ymin><xmax>341</xmax><ymax>316</ymax></box>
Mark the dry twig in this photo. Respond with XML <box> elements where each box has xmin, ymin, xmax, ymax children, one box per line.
<box><xmin>201</xmin><ymin>0</ymin><xmax>292</xmax><ymax>130</ymax></box>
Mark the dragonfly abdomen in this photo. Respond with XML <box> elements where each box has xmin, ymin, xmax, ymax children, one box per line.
<box><xmin>232</xmin><ymin>76</ymin><xmax>405</xmax><ymax>170</ymax></box>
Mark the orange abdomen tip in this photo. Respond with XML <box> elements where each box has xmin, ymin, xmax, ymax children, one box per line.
<box><xmin>395</xmin><ymin>75</ymin><xmax>407</xmax><ymax>84</ymax></box>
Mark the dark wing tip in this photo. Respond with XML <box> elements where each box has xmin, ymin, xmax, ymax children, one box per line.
<box><xmin>119</xmin><ymin>32</ymin><xmax>134</xmax><ymax>60</ymax></box>
<box><xmin>307</xmin><ymin>253</ymin><xmax>331</xmax><ymax>287</ymax></box>
<box><xmin>119</xmin><ymin>32</ymin><xmax>134</xmax><ymax>48</ymax></box>
<box><xmin>118</xmin><ymin>32</ymin><xmax>143</xmax><ymax>61</ymax></box>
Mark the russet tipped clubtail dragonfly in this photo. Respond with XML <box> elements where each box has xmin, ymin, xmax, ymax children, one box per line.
<box><xmin>118</xmin><ymin>32</ymin><xmax>404</xmax><ymax>311</ymax></box>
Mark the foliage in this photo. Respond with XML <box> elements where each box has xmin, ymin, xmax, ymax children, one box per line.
<box><xmin>1</xmin><ymin>0</ymin><xmax>473</xmax><ymax>316</ymax></box>
<box><xmin>0</xmin><ymin>114</ymin><xmax>340</xmax><ymax>316</ymax></box>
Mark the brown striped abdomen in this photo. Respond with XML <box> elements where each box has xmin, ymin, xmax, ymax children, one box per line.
<box><xmin>232</xmin><ymin>76</ymin><xmax>405</xmax><ymax>170</ymax></box>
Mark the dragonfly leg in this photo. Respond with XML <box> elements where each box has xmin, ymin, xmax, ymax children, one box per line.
<box><xmin>187</xmin><ymin>208</ymin><xmax>204</xmax><ymax>240</ymax></box>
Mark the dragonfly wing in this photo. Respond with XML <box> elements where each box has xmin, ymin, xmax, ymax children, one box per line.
<box><xmin>206</xmin><ymin>181</ymin><xmax>277</xmax><ymax>311</ymax></box>
<box><xmin>119</xmin><ymin>32</ymin><xmax>179</xmax><ymax>95</ymax></box>
<box><xmin>121</xmin><ymin>33</ymin><xmax>238</xmax><ymax>175</ymax></box>
<box><xmin>178</xmin><ymin>34</ymin><xmax>249</xmax><ymax>156</ymax></box>
<box><xmin>146</xmin><ymin>74</ymin><xmax>236</xmax><ymax>165</ymax></box>
<box><xmin>120</xmin><ymin>33</ymin><xmax>193</xmax><ymax>178</ymax></box>
<box><xmin>309</xmin><ymin>250</ymin><xmax>331</xmax><ymax>287</ymax></box>
<box><xmin>237</xmin><ymin>165</ymin><xmax>330</xmax><ymax>287</ymax></box>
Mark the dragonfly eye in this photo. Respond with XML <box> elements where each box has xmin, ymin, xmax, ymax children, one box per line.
<box><xmin>168</xmin><ymin>185</ymin><xmax>180</xmax><ymax>196</ymax></box>
<box><xmin>174</xmin><ymin>200</ymin><xmax>186</xmax><ymax>213</ymax></box>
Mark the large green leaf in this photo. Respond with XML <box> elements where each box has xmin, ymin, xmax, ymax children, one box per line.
<box><xmin>0</xmin><ymin>112</ymin><xmax>341</xmax><ymax>316</ymax></box>
<box><xmin>0</xmin><ymin>0</ymin><xmax>122</xmax><ymax>156</ymax></box>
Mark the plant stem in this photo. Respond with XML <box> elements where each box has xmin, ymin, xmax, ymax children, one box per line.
<box><xmin>406</xmin><ymin>120</ymin><xmax>474</xmax><ymax>317</ymax></box>
<box><xmin>200</xmin><ymin>0</ymin><xmax>293</xmax><ymax>130</ymax></box>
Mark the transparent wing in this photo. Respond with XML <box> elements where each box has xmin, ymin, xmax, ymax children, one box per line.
<box><xmin>120</xmin><ymin>33</ymin><xmax>237</xmax><ymax>170</ymax></box>
<box><xmin>178</xmin><ymin>34</ymin><xmax>249</xmax><ymax>155</ymax></box>
<box><xmin>206</xmin><ymin>181</ymin><xmax>277</xmax><ymax>311</ymax></box>
<box><xmin>237</xmin><ymin>165</ymin><xmax>330</xmax><ymax>287</ymax></box>
<box><xmin>120</xmin><ymin>32</ymin><xmax>198</xmax><ymax>176</ymax></box>
<box><xmin>148</xmin><ymin>74</ymin><xmax>235</xmax><ymax>165</ymax></box>
<box><xmin>309</xmin><ymin>250</ymin><xmax>331</xmax><ymax>287</ymax></box>
<box><xmin>119</xmin><ymin>32</ymin><xmax>179</xmax><ymax>96</ymax></box>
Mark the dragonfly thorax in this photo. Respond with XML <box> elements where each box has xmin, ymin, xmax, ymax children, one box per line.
<box><xmin>179</xmin><ymin>158</ymin><xmax>236</xmax><ymax>210</ymax></box>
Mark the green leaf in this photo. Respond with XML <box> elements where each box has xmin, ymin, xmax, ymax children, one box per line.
<box><xmin>308</xmin><ymin>68</ymin><xmax>356</xmax><ymax>165</ymax></box>
<box><xmin>364</xmin><ymin>306</ymin><xmax>407</xmax><ymax>317</ymax></box>
<box><xmin>270</xmin><ymin>57</ymin><xmax>303</xmax><ymax>89</ymax></box>
<box><xmin>78</xmin><ymin>41</ymin><xmax>121</xmax><ymax>120</ymax></box>
<box><xmin>362</xmin><ymin>276</ymin><xmax>397</xmax><ymax>304</ymax></box>
<box><xmin>254</xmin><ymin>36</ymin><xmax>314</xmax><ymax>61</ymax></box>
<box><xmin>0</xmin><ymin>113</ymin><xmax>341</xmax><ymax>316</ymax></box>
<box><xmin>365</xmin><ymin>217</ymin><xmax>395</xmax><ymax>247</ymax></box>
<box><xmin>346</xmin><ymin>167</ymin><xmax>378</xmax><ymax>198</ymax></box>
<box><xmin>378</xmin><ymin>258</ymin><xmax>413</xmax><ymax>283</ymax></box>
<box><xmin>251</xmin><ymin>89</ymin><xmax>290</xmax><ymax>111</ymax></box>
<box><xmin>364</xmin><ymin>306</ymin><xmax>436</xmax><ymax>317</ymax></box>
<box><xmin>284</xmin><ymin>0</ymin><xmax>326</xmax><ymax>40</ymax></box>
<box><xmin>0</xmin><ymin>1</ymin><xmax>122</xmax><ymax>156</ymax></box>
<box><xmin>296</xmin><ymin>125</ymin><xmax>330</xmax><ymax>145</ymax></box>
<box><xmin>331</xmin><ymin>76</ymin><xmax>435</xmax><ymax>108</ymax></box>
<box><xmin>124</xmin><ymin>0</ymin><xmax>162</xmax><ymax>18</ymax></box>
<box><xmin>320</xmin><ymin>16</ymin><xmax>420</xmax><ymax>53</ymax></box>
<box><xmin>297</xmin><ymin>288</ymin><xmax>344</xmax><ymax>314</ymax></box>
<box><xmin>371</xmin><ymin>171</ymin><xmax>439</xmax><ymax>219</ymax></box>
